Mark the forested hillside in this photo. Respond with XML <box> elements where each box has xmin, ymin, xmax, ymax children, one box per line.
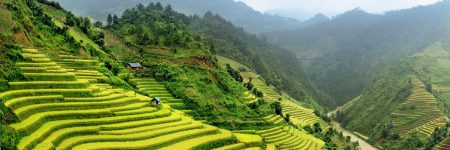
<box><xmin>52</xmin><ymin>0</ymin><xmax>328</xmax><ymax>110</ymax></box>
<box><xmin>0</xmin><ymin>0</ymin><xmax>341</xmax><ymax>149</ymax></box>
<box><xmin>336</xmin><ymin>40</ymin><xmax>450</xmax><ymax>149</ymax></box>
<box><xmin>54</xmin><ymin>0</ymin><xmax>305</xmax><ymax>33</ymax></box>
<box><xmin>189</xmin><ymin>12</ymin><xmax>328</xmax><ymax>110</ymax></box>
<box><xmin>265</xmin><ymin>2</ymin><xmax>450</xmax><ymax>107</ymax></box>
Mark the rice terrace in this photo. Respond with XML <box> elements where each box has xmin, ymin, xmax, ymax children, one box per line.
<box><xmin>2</xmin><ymin>0</ymin><xmax>450</xmax><ymax>150</ymax></box>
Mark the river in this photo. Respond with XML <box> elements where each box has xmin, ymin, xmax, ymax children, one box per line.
<box><xmin>327</xmin><ymin>110</ymin><xmax>377</xmax><ymax>150</ymax></box>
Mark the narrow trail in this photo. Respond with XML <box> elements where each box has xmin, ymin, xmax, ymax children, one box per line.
<box><xmin>327</xmin><ymin>109</ymin><xmax>377</xmax><ymax>150</ymax></box>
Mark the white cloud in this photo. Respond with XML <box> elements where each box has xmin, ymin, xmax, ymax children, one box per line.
<box><xmin>235</xmin><ymin>0</ymin><xmax>441</xmax><ymax>20</ymax></box>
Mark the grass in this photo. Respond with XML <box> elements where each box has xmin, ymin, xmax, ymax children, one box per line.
<box><xmin>16</xmin><ymin>62</ymin><xmax>58</xmax><ymax>67</ymax></box>
<box><xmin>0</xmin><ymin>4</ymin><xmax>15</xmax><ymax>40</ymax></box>
<box><xmin>0</xmin><ymin>89</ymin><xmax>93</xmax><ymax>101</ymax></box>
<box><xmin>234</xmin><ymin>133</ymin><xmax>262</xmax><ymax>145</ymax></box>
<box><xmin>213</xmin><ymin>143</ymin><xmax>246</xmax><ymax>150</ymax></box>
<box><xmin>67</xmin><ymin>27</ymin><xmax>107</xmax><ymax>57</ymax></box>
<box><xmin>256</xmin><ymin>126</ymin><xmax>324</xmax><ymax>150</ymax></box>
<box><xmin>160</xmin><ymin>129</ymin><xmax>234</xmax><ymax>150</ymax></box>
<box><xmin>354</xmin><ymin>132</ymin><xmax>370</xmax><ymax>141</ymax></box>
<box><xmin>4</xmin><ymin>95</ymin><xmax>64</xmax><ymax>109</ymax></box>
<box><xmin>281</xmin><ymin>100</ymin><xmax>326</xmax><ymax>128</ymax></box>
<box><xmin>9</xmin><ymin>80</ymin><xmax>90</xmax><ymax>90</ymax></box>
<box><xmin>13</xmin><ymin>97</ymin><xmax>141</xmax><ymax>120</ymax></box>
<box><xmin>131</xmin><ymin>77</ymin><xmax>190</xmax><ymax>111</ymax></box>
<box><xmin>69</xmin><ymin>125</ymin><xmax>218</xmax><ymax>150</ymax></box>
<box><xmin>216</xmin><ymin>55</ymin><xmax>251</xmax><ymax>72</ymax></box>
<box><xmin>100</xmin><ymin>118</ymin><xmax>191</xmax><ymax>135</ymax></box>
<box><xmin>17</xmin><ymin>110</ymin><xmax>172</xmax><ymax>150</ymax></box>
<box><xmin>23</xmin><ymin>72</ymin><xmax>77</xmax><ymax>81</ymax></box>
<box><xmin>58</xmin><ymin>122</ymin><xmax>205</xmax><ymax>149</ymax></box>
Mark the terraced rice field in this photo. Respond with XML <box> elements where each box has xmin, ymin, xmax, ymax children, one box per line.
<box><xmin>257</xmin><ymin>125</ymin><xmax>324</xmax><ymax>150</ymax></box>
<box><xmin>264</xmin><ymin>114</ymin><xmax>285</xmax><ymax>125</ymax></box>
<box><xmin>243</xmin><ymin>91</ymin><xmax>258</xmax><ymax>104</ymax></box>
<box><xmin>435</xmin><ymin>136</ymin><xmax>450</xmax><ymax>150</ymax></box>
<box><xmin>391</xmin><ymin>77</ymin><xmax>447</xmax><ymax>136</ymax></box>
<box><xmin>130</xmin><ymin>78</ymin><xmax>192</xmax><ymax>114</ymax></box>
<box><xmin>281</xmin><ymin>100</ymin><xmax>326</xmax><ymax>128</ymax></box>
<box><xmin>4</xmin><ymin>49</ymin><xmax>244</xmax><ymax>150</ymax></box>
<box><xmin>252</xmin><ymin>79</ymin><xmax>280</xmax><ymax>101</ymax></box>
<box><xmin>235</xmin><ymin>59</ymin><xmax>325</xmax><ymax>128</ymax></box>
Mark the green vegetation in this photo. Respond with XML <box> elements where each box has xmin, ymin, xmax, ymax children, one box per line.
<box><xmin>257</xmin><ymin>125</ymin><xmax>325</xmax><ymax>149</ymax></box>
<box><xmin>190</xmin><ymin>13</ymin><xmax>326</xmax><ymax>110</ymax></box>
<box><xmin>337</xmin><ymin>41</ymin><xmax>450</xmax><ymax>148</ymax></box>
<box><xmin>0</xmin><ymin>0</ymin><xmax>345</xmax><ymax>149</ymax></box>
<box><xmin>265</xmin><ymin>2</ymin><xmax>450</xmax><ymax>108</ymax></box>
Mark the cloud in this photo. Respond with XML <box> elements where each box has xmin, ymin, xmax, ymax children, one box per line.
<box><xmin>235</xmin><ymin>0</ymin><xmax>441</xmax><ymax>20</ymax></box>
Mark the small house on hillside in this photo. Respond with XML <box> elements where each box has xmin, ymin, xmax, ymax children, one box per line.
<box><xmin>151</xmin><ymin>97</ymin><xmax>161</xmax><ymax>107</ymax></box>
<box><xmin>127</xmin><ymin>62</ymin><xmax>142</xmax><ymax>70</ymax></box>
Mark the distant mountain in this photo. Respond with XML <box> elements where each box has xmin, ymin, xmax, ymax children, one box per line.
<box><xmin>301</xmin><ymin>13</ymin><xmax>329</xmax><ymax>27</ymax></box>
<box><xmin>264</xmin><ymin>2</ymin><xmax>450</xmax><ymax>106</ymax></box>
<box><xmin>53</xmin><ymin>0</ymin><xmax>309</xmax><ymax>33</ymax></box>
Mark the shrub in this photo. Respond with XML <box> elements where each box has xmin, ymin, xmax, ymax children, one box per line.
<box><xmin>271</xmin><ymin>101</ymin><xmax>282</xmax><ymax>115</ymax></box>
<box><xmin>0</xmin><ymin>125</ymin><xmax>20</xmax><ymax>150</ymax></box>
<box><xmin>425</xmin><ymin>83</ymin><xmax>432</xmax><ymax>93</ymax></box>
<box><xmin>284</xmin><ymin>114</ymin><xmax>290</xmax><ymax>122</ymax></box>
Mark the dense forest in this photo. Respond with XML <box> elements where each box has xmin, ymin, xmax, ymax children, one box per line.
<box><xmin>54</xmin><ymin>0</ymin><xmax>308</xmax><ymax>33</ymax></box>
<box><xmin>189</xmin><ymin>12</ymin><xmax>328</xmax><ymax>110</ymax></box>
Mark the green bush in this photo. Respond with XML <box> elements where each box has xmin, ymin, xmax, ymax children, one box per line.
<box><xmin>136</xmin><ymin>62</ymin><xmax>269</xmax><ymax>128</ymax></box>
<box><xmin>271</xmin><ymin>101</ymin><xmax>282</xmax><ymax>115</ymax></box>
<box><xmin>0</xmin><ymin>45</ymin><xmax>27</xmax><ymax>92</ymax></box>
<box><xmin>0</xmin><ymin>125</ymin><xmax>20</xmax><ymax>150</ymax></box>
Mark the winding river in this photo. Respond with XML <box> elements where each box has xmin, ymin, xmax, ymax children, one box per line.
<box><xmin>327</xmin><ymin>109</ymin><xmax>377</xmax><ymax>150</ymax></box>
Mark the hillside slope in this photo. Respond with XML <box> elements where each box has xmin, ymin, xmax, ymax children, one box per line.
<box><xmin>336</xmin><ymin>41</ymin><xmax>450</xmax><ymax>149</ymax></box>
<box><xmin>0</xmin><ymin>0</ymin><xmax>334</xmax><ymax>149</ymax></box>
<box><xmin>265</xmin><ymin>2</ymin><xmax>450</xmax><ymax>107</ymax></box>
<box><xmin>190</xmin><ymin>13</ymin><xmax>329</xmax><ymax>110</ymax></box>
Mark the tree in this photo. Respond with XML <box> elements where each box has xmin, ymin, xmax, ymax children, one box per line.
<box><xmin>313</xmin><ymin>122</ymin><xmax>322</xmax><ymax>133</ymax></box>
<box><xmin>426</xmin><ymin>83</ymin><xmax>433</xmax><ymax>93</ymax></box>
<box><xmin>80</xmin><ymin>17</ymin><xmax>91</xmax><ymax>34</ymax></box>
<box><xmin>284</xmin><ymin>113</ymin><xmax>290</xmax><ymax>122</ymax></box>
<box><xmin>399</xmin><ymin>132</ymin><xmax>425</xmax><ymax>149</ymax></box>
<box><xmin>155</xmin><ymin>2</ymin><xmax>163</xmax><ymax>10</ymax></box>
<box><xmin>245</xmin><ymin>81</ymin><xmax>254</xmax><ymax>90</ymax></box>
<box><xmin>271</xmin><ymin>101</ymin><xmax>282</xmax><ymax>115</ymax></box>
<box><xmin>112</xmin><ymin>14</ymin><xmax>119</xmax><ymax>26</ymax></box>
<box><xmin>304</xmin><ymin>125</ymin><xmax>313</xmax><ymax>134</ymax></box>
<box><xmin>66</xmin><ymin>13</ymin><xmax>77</xmax><ymax>26</ymax></box>
<box><xmin>93</xmin><ymin>21</ymin><xmax>103</xmax><ymax>28</ymax></box>
<box><xmin>107</xmin><ymin>14</ymin><xmax>112</xmax><ymax>26</ymax></box>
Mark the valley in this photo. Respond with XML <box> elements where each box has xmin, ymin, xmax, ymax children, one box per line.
<box><xmin>2</xmin><ymin>0</ymin><xmax>450</xmax><ymax>149</ymax></box>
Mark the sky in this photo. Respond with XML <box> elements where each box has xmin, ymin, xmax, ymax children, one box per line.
<box><xmin>235</xmin><ymin>0</ymin><xmax>442</xmax><ymax>21</ymax></box>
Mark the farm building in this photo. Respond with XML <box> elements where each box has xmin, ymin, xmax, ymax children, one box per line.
<box><xmin>127</xmin><ymin>62</ymin><xmax>142</xmax><ymax>70</ymax></box>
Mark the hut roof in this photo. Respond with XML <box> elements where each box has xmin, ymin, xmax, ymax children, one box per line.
<box><xmin>128</xmin><ymin>63</ymin><xmax>142</xmax><ymax>68</ymax></box>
